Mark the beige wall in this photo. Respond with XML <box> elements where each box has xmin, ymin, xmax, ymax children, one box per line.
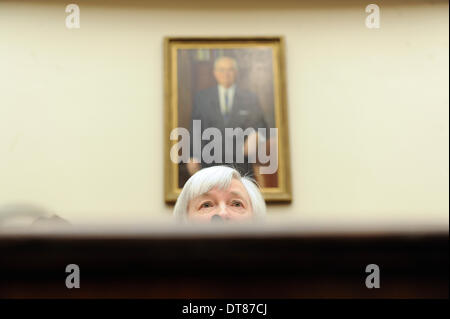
<box><xmin>0</xmin><ymin>0</ymin><xmax>448</xmax><ymax>227</ymax></box>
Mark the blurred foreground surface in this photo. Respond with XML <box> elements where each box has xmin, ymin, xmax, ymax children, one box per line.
<box><xmin>0</xmin><ymin>223</ymin><xmax>448</xmax><ymax>298</ymax></box>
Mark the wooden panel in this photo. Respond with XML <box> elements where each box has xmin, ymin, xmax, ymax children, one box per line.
<box><xmin>0</xmin><ymin>232</ymin><xmax>447</xmax><ymax>298</ymax></box>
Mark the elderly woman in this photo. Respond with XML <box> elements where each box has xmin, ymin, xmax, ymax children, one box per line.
<box><xmin>173</xmin><ymin>166</ymin><xmax>266</xmax><ymax>223</ymax></box>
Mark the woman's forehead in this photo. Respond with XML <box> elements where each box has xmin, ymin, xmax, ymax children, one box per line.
<box><xmin>193</xmin><ymin>179</ymin><xmax>249</xmax><ymax>200</ymax></box>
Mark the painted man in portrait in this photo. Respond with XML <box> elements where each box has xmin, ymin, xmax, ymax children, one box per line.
<box><xmin>186</xmin><ymin>56</ymin><xmax>270</xmax><ymax>178</ymax></box>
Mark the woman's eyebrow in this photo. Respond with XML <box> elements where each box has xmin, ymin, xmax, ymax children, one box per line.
<box><xmin>200</xmin><ymin>191</ymin><xmax>212</xmax><ymax>197</ymax></box>
<box><xmin>230</xmin><ymin>191</ymin><xmax>248</xmax><ymax>202</ymax></box>
<box><xmin>194</xmin><ymin>193</ymin><xmax>212</xmax><ymax>202</ymax></box>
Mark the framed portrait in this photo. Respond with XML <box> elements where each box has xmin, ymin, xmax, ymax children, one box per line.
<box><xmin>164</xmin><ymin>37</ymin><xmax>291</xmax><ymax>203</ymax></box>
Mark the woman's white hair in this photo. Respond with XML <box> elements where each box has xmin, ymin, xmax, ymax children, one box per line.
<box><xmin>173</xmin><ymin>166</ymin><xmax>266</xmax><ymax>223</ymax></box>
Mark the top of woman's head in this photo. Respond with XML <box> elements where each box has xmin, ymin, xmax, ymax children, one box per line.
<box><xmin>173</xmin><ymin>166</ymin><xmax>266</xmax><ymax>223</ymax></box>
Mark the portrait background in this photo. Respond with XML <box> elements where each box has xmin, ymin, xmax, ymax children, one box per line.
<box><xmin>165</xmin><ymin>37</ymin><xmax>290</xmax><ymax>203</ymax></box>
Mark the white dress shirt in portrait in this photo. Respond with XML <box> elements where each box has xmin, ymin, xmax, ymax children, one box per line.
<box><xmin>218</xmin><ymin>85</ymin><xmax>236</xmax><ymax>116</ymax></box>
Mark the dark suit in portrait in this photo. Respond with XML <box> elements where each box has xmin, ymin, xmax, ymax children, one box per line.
<box><xmin>190</xmin><ymin>85</ymin><xmax>269</xmax><ymax>178</ymax></box>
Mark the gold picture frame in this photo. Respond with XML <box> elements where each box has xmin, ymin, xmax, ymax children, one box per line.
<box><xmin>164</xmin><ymin>37</ymin><xmax>291</xmax><ymax>203</ymax></box>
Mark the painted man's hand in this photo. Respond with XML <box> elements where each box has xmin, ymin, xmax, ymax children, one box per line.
<box><xmin>187</xmin><ymin>158</ymin><xmax>201</xmax><ymax>176</ymax></box>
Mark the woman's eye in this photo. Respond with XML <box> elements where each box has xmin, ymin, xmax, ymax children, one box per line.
<box><xmin>200</xmin><ymin>202</ymin><xmax>213</xmax><ymax>209</ymax></box>
<box><xmin>231</xmin><ymin>201</ymin><xmax>243</xmax><ymax>207</ymax></box>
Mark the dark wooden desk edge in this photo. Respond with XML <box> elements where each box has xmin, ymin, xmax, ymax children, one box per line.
<box><xmin>0</xmin><ymin>231</ymin><xmax>448</xmax><ymax>298</ymax></box>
